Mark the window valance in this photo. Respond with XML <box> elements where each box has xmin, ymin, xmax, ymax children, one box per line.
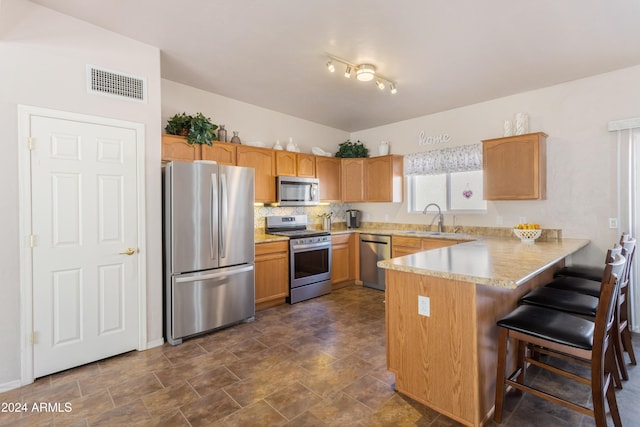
<box><xmin>404</xmin><ymin>144</ymin><xmax>482</xmax><ymax>175</ymax></box>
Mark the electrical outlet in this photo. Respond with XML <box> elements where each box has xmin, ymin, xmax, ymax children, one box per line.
<box><xmin>609</xmin><ymin>218</ymin><xmax>618</xmax><ymax>229</ymax></box>
<box><xmin>418</xmin><ymin>295</ymin><xmax>430</xmax><ymax>317</ymax></box>
<box><xmin>496</xmin><ymin>215</ymin><xmax>504</xmax><ymax>226</ymax></box>
<box><xmin>519</xmin><ymin>216</ymin><xmax>527</xmax><ymax>224</ymax></box>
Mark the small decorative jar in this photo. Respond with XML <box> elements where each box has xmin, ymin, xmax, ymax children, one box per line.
<box><xmin>515</xmin><ymin>113</ymin><xmax>529</xmax><ymax>135</ymax></box>
<box><xmin>503</xmin><ymin>120</ymin><xmax>513</xmax><ymax>137</ymax></box>
<box><xmin>230</xmin><ymin>131</ymin><xmax>241</xmax><ymax>144</ymax></box>
<box><xmin>217</xmin><ymin>124</ymin><xmax>227</xmax><ymax>142</ymax></box>
<box><xmin>273</xmin><ymin>140</ymin><xmax>283</xmax><ymax>150</ymax></box>
<box><xmin>378</xmin><ymin>141</ymin><xmax>390</xmax><ymax>156</ymax></box>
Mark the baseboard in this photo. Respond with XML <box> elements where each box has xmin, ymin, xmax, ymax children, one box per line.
<box><xmin>0</xmin><ymin>379</ymin><xmax>23</xmax><ymax>393</ymax></box>
<box><xmin>144</xmin><ymin>338</ymin><xmax>165</xmax><ymax>350</ymax></box>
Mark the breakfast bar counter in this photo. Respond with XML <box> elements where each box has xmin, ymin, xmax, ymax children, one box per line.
<box><xmin>378</xmin><ymin>238</ymin><xmax>589</xmax><ymax>427</ymax></box>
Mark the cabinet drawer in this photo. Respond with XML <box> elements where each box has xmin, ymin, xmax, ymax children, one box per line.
<box><xmin>392</xmin><ymin>236</ymin><xmax>421</xmax><ymax>248</ymax></box>
<box><xmin>255</xmin><ymin>241</ymin><xmax>288</xmax><ymax>256</ymax></box>
<box><xmin>331</xmin><ymin>233</ymin><xmax>352</xmax><ymax>245</ymax></box>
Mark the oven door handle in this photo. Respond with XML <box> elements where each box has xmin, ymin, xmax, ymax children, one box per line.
<box><xmin>291</xmin><ymin>241</ymin><xmax>331</xmax><ymax>251</ymax></box>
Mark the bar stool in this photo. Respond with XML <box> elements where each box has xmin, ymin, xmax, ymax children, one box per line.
<box><xmin>542</xmin><ymin>238</ymin><xmax>637</xmax><ymax>377</ymax></box>
<box><xmin>494</xmin><ymin>254</ymin><xmax>625</xmax><ymax>427</ymax></box>
<box><xmin>554</xmin><ymin>233</ymin><xmax>627</xmax><ymax>281</ymax></box>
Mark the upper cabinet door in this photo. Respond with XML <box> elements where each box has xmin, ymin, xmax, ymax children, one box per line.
<box><xmin>316</xmin><ymin>157</ymin><xmax>341</xmax><ymax>202</ymax></box>
<box><xmin>275</xmin><ymin>151</ymin><xmax>297</xmax><ymax>176</ymax></box>
<box><xmin>341</xmin><ymin>158</ymin><xmax>365</xmax><ymax>202</ymax></box>
<box><xmin>296</xmin><ymin>153</ymin><xmax>316</xmax><ymax>178</ymax></box>
<box><xmin>236</xmin><ymin>145</ymin><xmax>276</xmax><ymax>203</ymax></box>
<box><xmin>482</xmin><ymin>132</ymin><xmax>547</xmax><ymax>200</ymax></box>
<box><xmin>161</xmin><ymin>135</ymin><xmax>200</xmax><ymax>162</ymax></box>
<box><xmin>201</xmin><ymin>141</ymin><xmax>237</xmax><ymax>165</ymax></box>
<box><xmin>365</xmin><ymin>155</ymin><xmax>403</xmax><ymax>202</ymax></box>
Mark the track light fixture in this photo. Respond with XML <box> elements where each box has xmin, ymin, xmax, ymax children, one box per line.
<box><xmin>326</xmin><ymin>60</ymin><xmax>335</xmax><ymax>73</ymax></box>
<box><xmin>325</xmin><ymin>55</ymin><xmax>397</xmax><ymax>94</ymax></box>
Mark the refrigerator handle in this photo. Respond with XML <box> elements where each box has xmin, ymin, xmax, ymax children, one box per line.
<box><xmin>220</xmin><ymin>172</ymin><xmax>228</xmax><ymax>258</ymax></box>
<box><xmin>210</xmin><ymin>173</ymin><xmax>218</xmax><ymax>260</ymax></box>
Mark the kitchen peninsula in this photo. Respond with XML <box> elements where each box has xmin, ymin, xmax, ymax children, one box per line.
<box><xmin>378</xmin><ymin>237</ymin><xmax>589</xmax><ymax>427</ymax></box>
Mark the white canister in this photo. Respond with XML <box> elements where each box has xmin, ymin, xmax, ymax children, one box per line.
<box><xmin>378</xmin><ymin>141</ymin><xmax>390</xmax><ymax>156</ymax></box>
<box><xmin>515</xmin><ymin>113</ymin><xmax>529</xmax><ymax>135</ymax></box>
<box><xmin>503</xmin><ymin>120</ymin><xmax>513</xmax><ymax>137</ymax></box>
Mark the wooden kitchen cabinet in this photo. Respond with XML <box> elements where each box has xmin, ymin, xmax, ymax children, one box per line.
<box><xmin>341</xmin><ymin>158</ymin><xmax>365</xmax><ymax>202</ymax></box>
<box><xmin>296</xmin><ymin>153</ymin><xmax>316</xmax><ymax>177</ymax></box>
<box><xmin>365</xmin><ymin>155</ymin><xmax>403</xmax><ymax>202</ymax></box>
<box><xmin>392</xmin><ymin>236</ymin><xmax>458</xmax><ymax>258</ymax></box>
<box><xmin>482</xmin><ymin>132</ymin><xmax>547</xmax><ymax>200</ymax></box>
<box><xmin>237</xmin><ymin>145</ymin><xmax>276</xmax><ymax>203</ymax></box>
<box><xmin>275</xmin><ymin>151</ymin><xmax>297</xmax><ymax>176</ymax></box>
<box><xmin>161</xmin><ymin>134</ymin><xmax>200</xmax><ymax>162</ymax></box>
<box><xmin>201</xmin><ymin>141</ymin><xmax>236</xmax><ymax>165</ymax></box>
<box><xmin>331</xmin><ymin>233</ymin><xmax>356</xmax><ymax>289</ymax></box>
<box><xmin>255</xmin><ymin>241</ymin><xmax>289</xmax><ymax>310</ymax></box>
<box><xmin>316</xmin><ymin>156</ymin><xmax>342</xmax><ymax>202</ymax></box>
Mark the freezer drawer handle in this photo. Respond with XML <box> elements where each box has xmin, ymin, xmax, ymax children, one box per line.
<box><xmin>119</xmin><ymin>248</ymin><xmax>137</xmax><ymax>255</ymax></box>
<box><xmin>174</xmin><ymin>265</ymin><xmax>254</xmax><ymax>283</ymax></box>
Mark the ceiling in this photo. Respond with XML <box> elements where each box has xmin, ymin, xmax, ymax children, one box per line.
<box><xmin>29</xmin><ymin>0</ymin><xmax>640</xmax><ymax>132</ymax></box>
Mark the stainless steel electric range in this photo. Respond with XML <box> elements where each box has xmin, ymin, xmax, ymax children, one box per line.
<box><xmin>266</xmin><ymin>215</ymin><xmax>332</xmax><ymax>303</ymax></box>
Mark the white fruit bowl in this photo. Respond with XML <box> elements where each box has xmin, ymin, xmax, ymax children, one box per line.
<box><xmin>513</xmin><ymin>229</ymin><xmax>541</xmax><ymax>243</ymax></box>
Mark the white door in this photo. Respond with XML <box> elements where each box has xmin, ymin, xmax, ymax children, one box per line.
<box><xmin>30</xmin><ymin>116</ymin><xmax>139</xmax><ymax>378</ymax></box>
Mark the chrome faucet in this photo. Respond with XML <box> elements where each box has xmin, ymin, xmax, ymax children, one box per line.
<box><xmin>422</xmin><ymin>203</ymin><xmax>443</xmax><ymax>232</ymax></box>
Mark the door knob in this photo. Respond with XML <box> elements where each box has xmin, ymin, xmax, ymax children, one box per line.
<box><xmin>119</xmin><ymin>248</ymin><xmax>137</xmax><ymax>255</ymax></box>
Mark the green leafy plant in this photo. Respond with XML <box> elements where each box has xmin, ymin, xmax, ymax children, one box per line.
<box><xmin>334</xmin><ymin>139</ymin><xmax>369</xmax><ymax>158</ymax></box>
<box><xmin>165</xmin><ymin>112</ymin><xmax>219</xmax><ymax>146</ymax></box>
<box><xmin>164</xmin><ymin>112</ymin><xmax>191</xmax><ymax>136</ymax></box>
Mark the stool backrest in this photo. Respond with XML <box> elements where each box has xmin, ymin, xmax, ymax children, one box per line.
<box><xmin>593</xmin><ymin>253</ymin><xmax>626</xmax><ymax>355</ymax></box>
<box><xmin>620</xmin><ymin>237</ymin><xmax>636</xmax><ymax>288</ymax></box>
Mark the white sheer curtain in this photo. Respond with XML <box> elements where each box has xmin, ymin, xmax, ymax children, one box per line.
<box><xmin>404</xmin><ymin>144</ymin><xmax>482</xmax><ymax>175</ymax></box>
<box><xmin>609</xmin><ymin>117</ymin><xmax>640</xmax><ymax>332</ymax></box>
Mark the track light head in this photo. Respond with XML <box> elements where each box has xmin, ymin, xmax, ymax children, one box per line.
<box><xmin>326</xmin><ymin>60</ymin><xmax>335</xmax><ymax>73</ymax></box>
<box><xmin>376</xmin><ymin>79</ymin><xmax>385</xmax><ymax>90</ymax></box>
<box><xmin>390</xmin><ymin>83</ymin><xmax>397</xmax><ymax>94</ymax></box>
<box><xmin>344</xmin><ymin>66</ymin><xmax>352</xmax><ymax>78</ymax></box>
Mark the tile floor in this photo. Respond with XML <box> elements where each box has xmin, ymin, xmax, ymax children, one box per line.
<box><xmin>0</xmin><ymin>285</ymin><xmax>638</xmax><ymax>426</ymax></box>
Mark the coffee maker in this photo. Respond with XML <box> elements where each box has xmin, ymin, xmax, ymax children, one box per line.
<box><xmin>346</xmin><ymin>209</ymin><xmax>361</xmax><ymax>228</ymax></box>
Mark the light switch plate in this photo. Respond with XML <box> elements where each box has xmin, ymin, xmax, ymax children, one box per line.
<box><xmin>418</xmin><ymin>295</ymin><xmax>430</xmax><ymax>317</ymax></box>
<box><xmin>609</xmin><ymin>218</ymin><xmax>618</xmax><ymax>229</ymax></box>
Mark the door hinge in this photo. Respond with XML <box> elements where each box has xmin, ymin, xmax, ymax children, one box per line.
<box><xmin>30</xmin><ymin>235</ymin><xmax>36</xmax><ymax>248</ymax></box>
<box><xmin>30</xmin><ymin>331</ymin><xmax>37</xmax><ymax>345</ymax></box>
<box><xmin>27</xmin><ymin>137</ymin><xmax>33</xmax><ymax>150</ymax></box>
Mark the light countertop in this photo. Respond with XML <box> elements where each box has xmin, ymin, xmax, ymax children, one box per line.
<box><xmin>378</xmin><ymin>237</ymin><xmax>590</xmax><ymax>289</ymax></box>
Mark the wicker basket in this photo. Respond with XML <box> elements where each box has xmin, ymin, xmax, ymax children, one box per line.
<box><xmin>513</xmin><ymin>228</ymin><xmax>542</xmax><ymax>243</ymax></box>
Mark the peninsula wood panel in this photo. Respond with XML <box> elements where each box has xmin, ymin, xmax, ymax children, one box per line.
<box><xmin>386</xmin><ymin>272</ymin><xmax>477</xmax><ymax>425</ymax></box>
<box><xmin>391</xmin><ymin>236</ymin><xmax>458</xmax><ymax>258</ymax></box>
<box><xmin>385</xmin><ymin>260</ymin><xmax>563</xmax><ymax>427</ymax></box>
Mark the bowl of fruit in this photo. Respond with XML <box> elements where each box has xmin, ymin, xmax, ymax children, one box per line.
<box><xmin>513</xmin><ymin>223</ymin><xmax>541</xmax><ymax>243</ymax></box>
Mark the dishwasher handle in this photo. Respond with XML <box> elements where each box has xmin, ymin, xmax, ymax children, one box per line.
<box><xmin>361</xmin><ymin>239</ymin><xmax>389</xmax><ymax>245</ymax></box>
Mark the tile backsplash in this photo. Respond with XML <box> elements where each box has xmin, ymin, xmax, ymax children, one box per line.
<box><xmin>254</xmin><ymin>203</ymin><xmax>351</xmax><ymax>229</ymax></box>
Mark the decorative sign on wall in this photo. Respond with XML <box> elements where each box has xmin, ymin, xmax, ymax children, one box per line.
<box><xmin>418</xmin><ymin>131</ymin><xmax>451</xmax><ymax>146</ymax></box>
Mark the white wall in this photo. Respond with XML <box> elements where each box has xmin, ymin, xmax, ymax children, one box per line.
<box><xmin>162</xmin><ymin>80</ymin><xmax>349</xmax><ymax>154</ymax></box>
<box><xmin>350</xmin><ymin>65</ymin><xmax>640</xmax><ymax>266</ymax></box>
<box><xmin>0</xmin><ymin>0</ymin><xmax>163</xmax><ymax>388</ymax></box>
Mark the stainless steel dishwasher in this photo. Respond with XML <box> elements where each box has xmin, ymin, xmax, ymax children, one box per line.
<box><xmin>359</xmin><ymin>234</ymin><xmax>391</xmax><ymax>290</ymax></box>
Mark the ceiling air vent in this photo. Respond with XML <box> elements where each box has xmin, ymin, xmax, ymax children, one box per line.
<box><xmin>87</xmin><ymin>65</ymin><xmax>146</xmax><ymax>102</ymax></box>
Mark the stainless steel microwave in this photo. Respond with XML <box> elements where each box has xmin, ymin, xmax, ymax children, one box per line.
<box><xmin>276</xmin><ymin>176</ymin><xmax>320</xmax><ymax>206</ymax></box>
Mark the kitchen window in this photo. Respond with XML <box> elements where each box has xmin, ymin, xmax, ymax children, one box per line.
<box><xmin>405</xmin><ymin>144</ymin><xmax>486</xmax><ymax>213</ymax></box>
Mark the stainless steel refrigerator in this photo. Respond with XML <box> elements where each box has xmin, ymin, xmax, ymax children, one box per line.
<box><xmin>163</xmin><ymin>161</ymin><xmax>255</xmax><ymax>345</ymax></box>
